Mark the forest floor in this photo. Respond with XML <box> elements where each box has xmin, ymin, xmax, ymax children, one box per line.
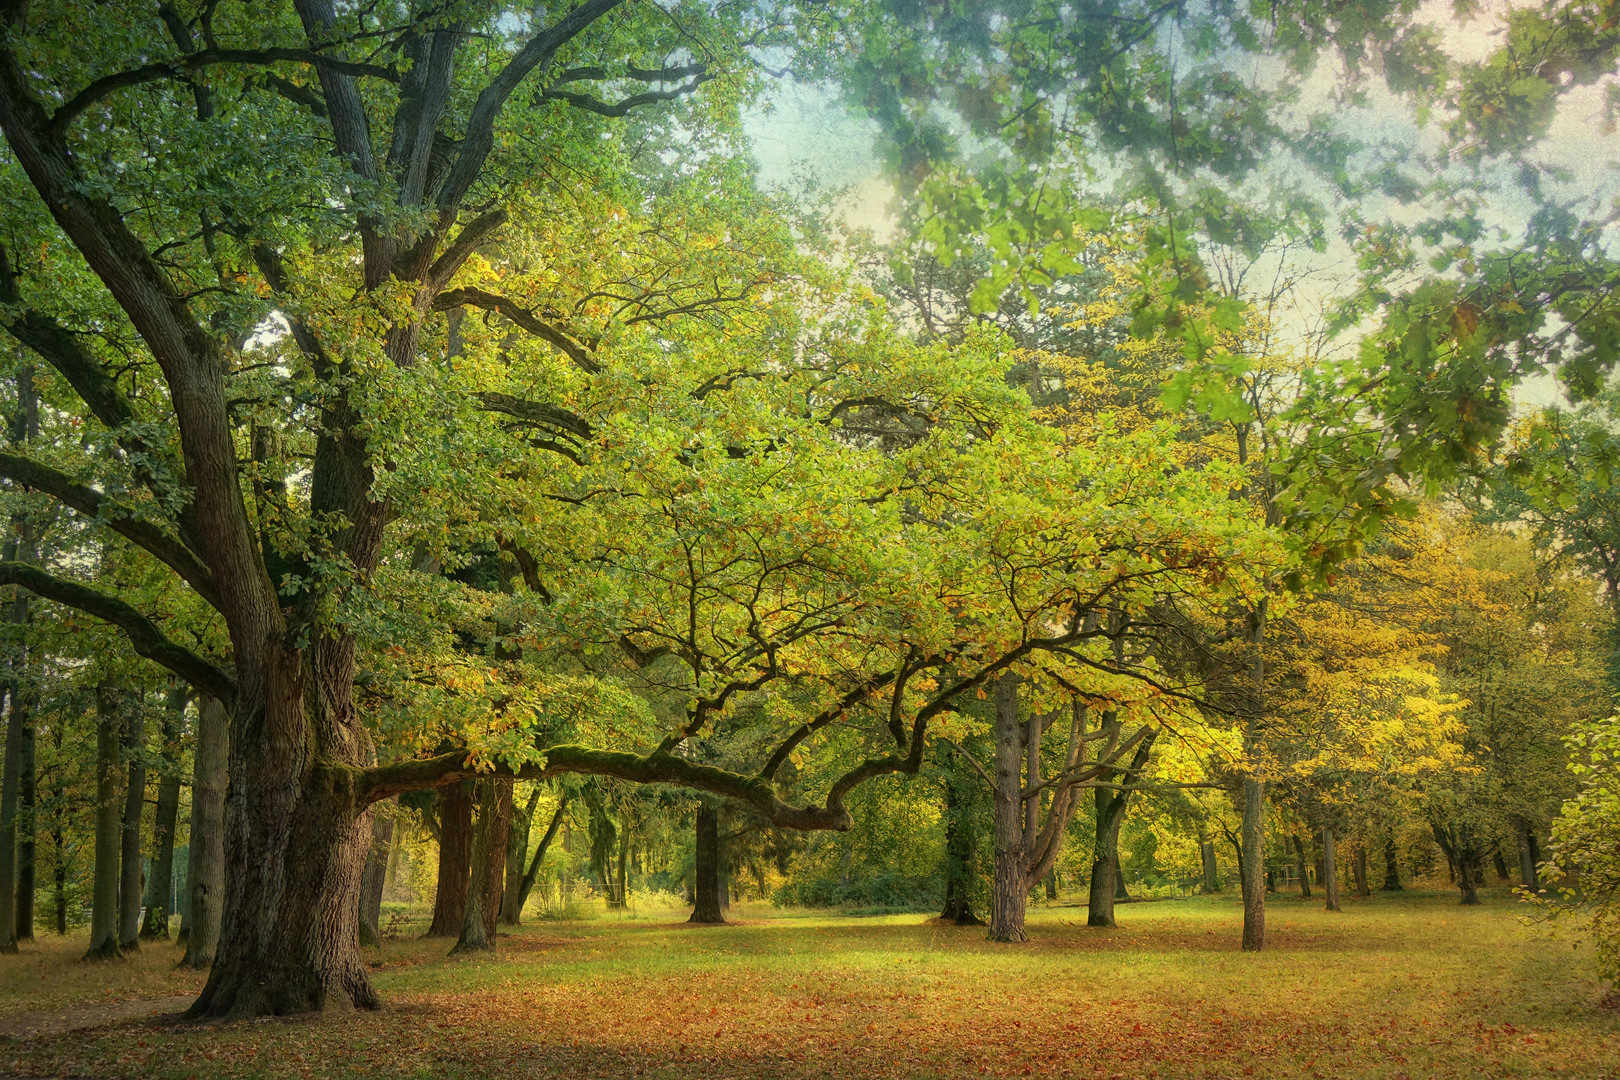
<box><xmin>0</xmin><ymin>887</ymin><xmax>1614</xmax><ymax>1079</ymax></box>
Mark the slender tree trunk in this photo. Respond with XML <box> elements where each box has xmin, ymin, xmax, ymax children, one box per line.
<box><xmin>515</xmin><ymin>794</ymin><xmax>568</xmax><ymax>921</ymax></box>
<box><xmin>140</xmin><ymin>686</ymin><xmax>186</xmax><ymax>939</ymax></box>
<box><xmin>86</xmin><ymin>684</ymin><xmax>123</xmax><ymax>960</ymax></box>
<box><xmin>1323</xmin><ymin>826</ymin><xmax>1341</xmax><ymax>912</ymax></box>
<box><xmin>13</xmin><ymin>690</ymin><xmax>33</xmax><ymax>943</ymax></box>
<box><xmin>689</xmin><ymin>801</ymin><xmax>724</xmax><ymax>924</ymax></box>
<box><xmin>51</xmin><ymin>817</ymin><xmax>65</xmax><ymax>935</ymax></box>
<box><xmin>6</xmin><ymin>369</ymin><xmax>39</xmax><ymax>946</ymax></box>
<box><xmin>1457</xmin><ymin>839</ymin><xmax>1481</xmax><ymax>906</ymax></box>
<box><xmin>1492</xmin><ymin>846</ymin><xmax>1511</xmax><ymax>882</ymax></box>
<box><xmin>612</xmin><ymin>823</ymin><xmax>629</xmax><ymax>909</ymax></box>
<box><xmin>180</xmin><ymin>696</ymin><xmax>227</xmax><ymax>970</ymax></box>
<box><xmin>1044</xmin><ymin>868</ymin><xmax>1057</xmax><ymax>900</ymax></box>
<box><xmin>357</xmin><ymin>798</ymin><xmax>395</xmax><ymax>948</ymax></box>
<box><xmin>988</xmin><ymin>672</ymin><xmax>1029</xmax><ymax>943</ymax></box>
<box><xmin>1200</xmin><ymin>831</ymin><xmax>1219</xmax><ymax>894</ymax></box>
<box><xmin>451</xmin><ymin>778</ymin><xmax>510</xmax><ymax>954</ymax></box>
<box><xmin>1381</xmin><ymin>837</ymin><xmax>1402</xmax><ymax>890</ymax></box>
<box><xmin>500</xmin><ymin>787</ymin><xmax>541</xmax><ymax>925</ymax></box>
<box><xmin>1353</xmin><ymin>844</ymin><xmax>1370</xmax><ymax>898</ymax></box>
<box><xmin>1515</xmin><ymin>821</ymin><xmax>1540</xmax><ymax>891</ymax></box>
<box><xmin>425</xmin><ymin>781</ymin><xmax>474</xmax><ymax>938</ymax></box>
<box><xmin>0</xmin><ymin>684</ymin><xmax>15</xmax><ymax>953</ymax></box>
<box><xmin>1115</xmin><ymin>864</ymin><xmax>1130</xmax><ymax>902</ymax></box>
<box><xmin>117</xmin><ymin>693</ymin><xmax>146</xmax><ymax>952</ymax></box>
<box><xmin>1292</xmin><ymin>833</ymin><xmax>1313</xmax><ymax>900</ymax></box>
<box><xmin>1240</xmin><ymin>775</ymin><xmax>1266</xmax><ymax>951</ymax></box>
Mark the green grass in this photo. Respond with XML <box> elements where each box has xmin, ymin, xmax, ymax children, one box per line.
<box><xmin>0</xmin><ymin>887</ymin><xmax>1615</xmax><ymax>1079</ymax></box>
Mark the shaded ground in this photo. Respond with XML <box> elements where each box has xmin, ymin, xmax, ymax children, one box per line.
<box><xmin>0</xmin><ymin>889</ymin><xmax>1614</xmax><ymax>1079</ymax></box>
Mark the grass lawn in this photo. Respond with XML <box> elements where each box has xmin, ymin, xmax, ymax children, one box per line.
<box><xmin>0</xmin><ymin>887</ymin><xmax>1615</xmax><ymax>1079</ymax></box>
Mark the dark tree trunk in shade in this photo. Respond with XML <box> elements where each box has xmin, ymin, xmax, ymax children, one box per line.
<box><xmin>86</xmin><ymin>684</ymin><xmax>124</xmax><ymax>959</ymax></box>
<box><xmin>1492</xmin><ymin>846</ymin><xmax>1511</xmax><ymax>882</ymax></box>
<box><xmin>357</xmin><ymin>799</ymin><xmax>395</xmax><ymax>947</ymax></box>
<box><xmin>0</xmin><ymin>684</ymin><xmax>16</xmax><ymax>953</ymax></box>
<box><xmin>1515</xmin><ymin>821</ymin><xmax>1540</xmax><ymax>891</ymax></box>
<box><xmin>938</xmin><ymin>752</ymin><xmax>985</xmax><ymax>925</ymax></box>
<box><xmin>425</xmin><ymin>781</ymin><xmax>474</xmax><ymax>938</ymax></box>
<box><xmin>140</xmin><ymin>686</ymin><xmax>187</xmax><ymax>939</ymax></box>
<box><xmin>118</xmin><ymin>693</ymin><xmax>146</xmax><ymax>951</ymax></box>
<box><xmin>1240</xmin><ymin>775</ymin><xmax>1266</xmax><ymax>950</ymax></box>
<box><xmin>500</xmin><ymin>787</ymin><xmax>542</xmax><ymax>925</ymax></box>
<box><xmin>451</xmin><ymin>778</ymin><xmax>511</xmax><ymax>954</ymax></box>
<box><xmin>1323</xmin><ymin>826</ymin><xmax>1341</xmax><ymax>912</ymax></box>
<box><xmin>514</xmin><ymin>795</ymin><xmax>569</xmax><ymax>921</ymax></box>
<box><xmin>1200</xmin><ymin>834</ymin><xmax>1219</xmax><ymax>893</ymax></box>
<box><xmin>180</xmin><ymin>696</ymin><xmax>228</xmax><ymax>970</ymax></box>
<box><xmin>689</xmin><ymin>802</ymin><xmax>724</xmax><ymax>924</ymax></box>
<box><xmin>1353</xmin><ymin>844</ymin><xmax>1370</xmax><ymax>897</ymax></box>
<box><xmin>611</xmin><ymin>823</ymin><xmax>629</xmax><ymax>909</ymax></box>
<box><xmin>1044</xmin><ymin>869</ymin><xmax>1057</xmax><ymax>900</ymax></box>
<box><xmin>1382</xmin><ymin>838</ymin><xmax>1403</xmax><ymax>890</ymax></box>
<box><xmin>13</xmin><ymin>691</ymin><xmax>33</xmax><ymax>942</ymax></box>
<box><xmin>1431</xmin><ymin>822</ymin><xmax>1481</xmax><ymax>905</ymax></box>
<box><xmin>1114</xmin><ymin>864</ymin><xmax>1130</xmax><ymax>902</ymax></box>
<box><xmin>51</xmin><ymin>817</ymin><xmax>65</xmax><ymax>935</ymax></box>
<box><xmin>1292</xmin><ymin>833</ymin><xmax>1313</xmax><ymax>900</ymax></box>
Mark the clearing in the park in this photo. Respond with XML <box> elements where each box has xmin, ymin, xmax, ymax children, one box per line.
<box><xmin>0</xmin><ymin>890</ymin><xmax>1615</xmax><ymax>1080</ymax></box>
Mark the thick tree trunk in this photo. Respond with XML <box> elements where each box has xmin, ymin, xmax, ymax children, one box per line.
<box><xmin>425</xmin><ymin>781</ymin><xmax>474</xmax><ymax>938</ymax></box>
<box><xmin>86</xmin><ymin>684</ymin><xmax>123</xmax><ymax>960</ymax></box>
<box><xmin>500</xmin><ymin>787</ymin><xmax>541</xmax><ymax>924</ymax></box>
<box><xmin>451</xmin><ymin>778</ymin><xmax>510</xmax><ymax>954</ymax></box>
<box><xmin>689</xmin><ymin>801</ymin><xmax>724</xmax><ymax>924</ymax></box>
<box><xmin>1200</xmin><ymin>833</ymin><xmax>1219</xmax><ymax>894</ymax></box>
<box><xmin>1292</xmin><ymin>833</ymin><xmax>1312</xmax><ymax>900</ymax></box>
<box><xmin>1381</xmin><ymin>838</ymin><xmax>1402</xmax><ymax>890</ymax></box>
<box><xmin>180</xmin><ymin>696</ymin><xmax>227</xmax><ymax>970</ymax></box>
<box><xmin>140</xmin><ymin>687</ymin><xmax>186</xmax><ymax>940</ymax></box>
<box><xmin>988</xmin><ymin>673</ymin><xmax>1028</xmax><ymax>943</ymax></box>
<box><xmin>0</xmin><ymin>684</ymin><xmax>16</xmax><ymax>953</ymax></box>
<box><xmin>1087</xmin><ymin>786</ymin><xmax>1126</xmax><ymax>928</ymax></box>
<box><xmin>357</xmin><ymin>799</ymin><xmax>395</xmax><ymax>948</ymax></box>
<box><xmin>1322</xmin><ymin>826</ymin><xmax>1341</xmax><ymax>912</ymax></box>
<box><xmin>1239</xmin><ymin>776</ymin><xmax>1265</xmax><ymax>951</ymax></box>
<box><xmin>1515</xmin><ymin>821</ymin><xmax>1540</xmax><ymax>891</ymax></box>
<box><xmin>1457</xmin><ymin>844</ymin><xmax>1481</xmax><ymax>905</ymax></box>
<box><xmin>1353</xmin><ymin>844</ymin><xmax>1370</xmax><ymax>897</ymax></box>
<box><xmin>118</xmin><ymin>694</ymin><xmax>146</xmax><ymax>952</ymax></box>
<box><xmin>514</xmin><ymin>794</ymin><xmax>569</xmax><ymax>921</ymax></box>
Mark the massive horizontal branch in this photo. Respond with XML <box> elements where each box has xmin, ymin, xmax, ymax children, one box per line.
<box><xmin>50</xmin><ymin>47</ymin><xmax>400</xmax><ymax>134</ymax></box>
<box><xmin>362</xmin><ymin>745</ymin><xmax>858</xmax><ymax>830</ymax></box>
<box><xmin>434</xmin><ymin>287</ymin><xmax>601</xmax><ymax>373</ymax></box>
<box><xmin>0</xmin><ymin>452</ymin><xmax>220</xmax><ymax>610</ymax></box>
<box><xmin>538</xmin><ymin>74</ymin><xmax>713</xmax><ymax>119</ymax></box>
<box><xmin>0</xmin><ymin>561</ymin><xmax>234</xmax><ymax>703</ymax></box>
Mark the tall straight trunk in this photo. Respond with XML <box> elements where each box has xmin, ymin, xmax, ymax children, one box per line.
<box><xmin>180</xmin><ymin>695</ymin><xmax>227</xmax><ymax>970</ymax></box>
<box><xmin>425</xmin><ymin>781</ymin><xmax>474</xmax><ymax>938</ymax></box>
<box><xmin>1382</xmin><ymin>838</ymin><xmax>1402</xmax><ymax>890</ymax></box>
<box><xmin>13</xmin><ymin>693</ymin><xmax>33</xmax><ymax>943</ymax></box>
<box><xmin>689</xmin><ymin>801</ymin><xmax>723</xmax><ymax>924</ymax></box>
<box><xmin>0</xmin><ymin>684</ymin><xmax>15</xmax><ymax>953</ymax></box>
<box><xmin>500</xmin><ymin>786</ymin><xmax>541</xmax><ymax>924</ymax></box>
<box><xmin>514</xmin><ymin>794</ymin><xmax>568</xmax><ymax>921</ymax></box>
<box><xmin>1240</xmin><ymin>775</ymin><xmax>1265</xmax><ymax>950</ymax></box>
<box><xmin>1515</xmin><ymin>821</ymin><xmax>1540</xmax><ymax>891</ymax></box>
<box><xmin>51</xmin><ymin>816</ymin><xmax>65</xmax><ymax>935</ymax></box>
<box><xmin>118</xmin><ymin>695</ymin><xmax>146</xmax><ymax>952</ymax></box>
<box><xmin>6</xmin><ymin>369</ymin><xmax>38</xmax><ymax>945</ymax></box>
<box><xmin>86</xmin><ymin>683</ymin><xmax>123</xmax><ymax>959</ymax></box>
<box><xmin>988</xmin><ymin>672</ymin><xmax>1029</xmax><ymax>943</ymax></box>
<box><xmin>140</xmin><ymin>686</ymin><xmax>187</xmax><ymax>939</ymax></box>
<box><xmin>1353</xmin><ymin>844</ymin><xmax>1370</xmax><ymax>897</ymax></box>
<box><xmin>612</xmin><ymin>823</ymin><xmax>629</xmax><ymax>908</ymax></box>
<box><xmin>1199</xmin><ymin>831</ymin><xmax>1219</xmax><ymax>893</ymax></box>
<box><xmin>357</xmin><ymin>798</ymin><xmax>395</xmax><ymax>947</ymax></box>
<box><xmin>1322</xmin><ymin>826</ymin><xmax>1341</xmax><ymax>912</ymax></box>
<box><xmin>1044</xmin><ymin>868</ymin><xmax>1057</xmax><ymax>900</ymax></box>
<box><xmin>1292</xmin><ymin>833</ymin><xmax>1313</xmax><ymax>900</ymax></box>
<box><xmin>451</xmin><ymin>778</ymin><xmax>510</xmax><ymax>954</ymax></box>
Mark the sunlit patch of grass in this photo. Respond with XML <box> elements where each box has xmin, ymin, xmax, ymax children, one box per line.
<box><xmin>2</xmin><ymin>888</ymin><xmax>1616</xmax><ymax>1079</ymax></box>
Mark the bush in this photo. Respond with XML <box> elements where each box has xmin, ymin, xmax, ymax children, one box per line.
<box><xmin>1537</xmin><ymin>714</ymin><xmax>1620</xmax><ymax>994</ymax></box>
<box><xmin>773</xmin><ymin>871</ymin><xmax>940</xmax><ymax>911</ymax></box>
